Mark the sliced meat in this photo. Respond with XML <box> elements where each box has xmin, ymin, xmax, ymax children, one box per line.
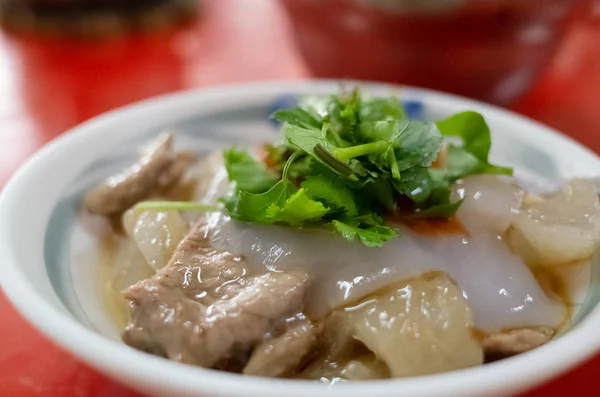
<box><xmin>243</xmin><ymin>318</ymin><xmax>320</xmax><ymax>377</ymax></box>
<box><xmin>122</xmin><ymin>221</ymin><xmax>310</xmax><ymax>369</ymax></box>
<box><xmin>84</xmin><ymin>133</ymin><xmax>185</xmax><ymax>215</ymax></box>
<box><xmin>483</xmin><ymin>327</ymin><xmax>554</xmax><ymax>359</ymax></box>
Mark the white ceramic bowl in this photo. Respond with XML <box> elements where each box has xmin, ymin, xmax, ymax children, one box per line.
<box><xmin>1</xmin><ymin>80</ymin><xmax>600</xmax><ymax>397</ymax></box>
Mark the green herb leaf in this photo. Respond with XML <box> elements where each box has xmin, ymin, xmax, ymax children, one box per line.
<box><xmin>332</xmin><ymin>220</ymin><xmax>398</xmax><ymax>248</ymax></box>
<box><xmin>223</xmin><ymin>148</ymin><xmax>279</xmax><ymax>193</ymax></box>
<box><xmin>272</xmin><ymin>107</ymin><xmax>322</xmax><ymax>129</ymax></box>
<box><xmin>266</xmin><ymin>188</ymin><xmax>329</xmax><ymax>226</ymax></box>
<box><xmin>327</xmin><ymin>90</ymin><xmax>360</xmax><ymax>140</ymax></box>
<box><xmin>332</xmin><ymin>141</ymin><xmax>390</xmax><ymax>161</ymax></box>
<box><xmin>283</xmin><ymin>124</ymin><xmax>325</xmax><ymax>152</ymax></box>
<box><xmin>426</xmin><ymin>168</ymin><xmax>453</xmax><ymax>205</ymax></box>
<box><xmin>392</xmin><ymin>167</ymin><xmax>432</xmax><ymax>204</ymax></box>
<box><xmin>313</xmin><ymin>143</ymin><xmax>355</xmax><ymax>177</ymax></box>
<box><xmin>359</xmin><ymin>176</ymin><xmax>396</xmax><ymax>211</ymax></box>
<box><xmin>225</xmin><ymin>179</ymin><xmax>296</xmax><ymax>222</ymax></box>
<box><xmin>446</xmin><ymin>145</ymin><xmax>513</xmax><ymax>180</ymax></box>
<box><xmin>436</xmin><ymin>111</ymin><xmax>491</xmax><ymax>162</ymax></box>
<box><xmin>357</xmin><ymin>120</ymin><xmax>403</xmax><ymax>143</ymax></box>
<box><xmin>301</xmin><ymin>172</ymin><xmax>359</xmax><ymax>217</ymax></box>
<box><xmin>394</xmin><ymin>121</ymin><xmax>443</xmax><ymax>171</ymax></box>
<box><xmin>280</xmin><ymin>121</ymin><xmax>361</xmax><ymax>178</ymax></box>
<box><xmin>445</xmin><ymin>145</ymin><xmax>480</xmax><ymax>179</ymax></box>
<box><xmin>229</xmin><ymin>183</ymin><xmax>329</xmax><ymax>226</ymax></box>
<box><xmin>482</xmin><ymin>163</ymin><xmax>514</xmax><ymax>175</ymax></box>
<box><xmin>436</xmin><ymin>111</ymin><xmax>513</xmax><ymax>178</ymax></box>
<box><xmin>359</xmin><ymin>97</ymin><xmax>406</xmax><ymax>122</ymax></box>
<box><xmin>352</xmin><ymin>213</ymin><xmax>384</xmax><ymax>226</ymax></box>
<box><xmin>356</xmin><ymin>120</ymin><xmax>404</xmax><ymax>179</ymax></box>
<box><xmin>227</xmin><ymin>154</ymin><xmax>329</xmax><ymax>226</ymax></box>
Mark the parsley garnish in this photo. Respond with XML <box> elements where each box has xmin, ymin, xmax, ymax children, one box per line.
<box><xmin>209</xmin><ymin>89</ymin><xmax>511</xmax><ymax>247</ymax></box>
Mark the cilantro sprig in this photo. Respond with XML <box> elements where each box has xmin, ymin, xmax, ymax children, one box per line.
<box><xmin>222</xmin><ymin>89</ymin><xmax>511</xmax><ymax>248</ymax></box>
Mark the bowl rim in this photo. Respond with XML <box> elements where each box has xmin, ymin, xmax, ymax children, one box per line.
<box><xmin>1</xmin><ymin>79</ymin><xmax>600</xmax><ymax>397</ymax></box>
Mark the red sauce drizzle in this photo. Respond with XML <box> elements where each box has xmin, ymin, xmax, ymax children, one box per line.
<box><xmin>387</xmin><ymin>214</ymin><xmax>469</xmax><ymax>237</ymax></box>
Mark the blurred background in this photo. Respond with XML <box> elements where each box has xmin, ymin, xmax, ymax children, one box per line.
<box><xmin>0</xmin><ymin>0</ymin><xmax>599</xmax><ymax>396</ymax></box>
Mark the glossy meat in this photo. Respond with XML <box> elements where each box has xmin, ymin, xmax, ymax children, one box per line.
<box><xmin>84</xmin><ymin>133</ymin><xmax>184</xmax><ymax>215</ymax></box>
<box><xmin>243</xmin><ymin>318</ymin><xmax>320</xmax><ymax>377</ymax></box>
<box><xmin>122</xmin><ymin>221</ymin><xmax>310</xmax><ymax>368</ymax></box>
<box><xmin>483</xmin><ymin>327</ymin><xmax>554</xmax><ymax>358</ymax></box>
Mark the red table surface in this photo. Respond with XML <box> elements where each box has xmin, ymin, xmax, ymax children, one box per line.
<box><xmin>0</xmin><ymin>1</ymin><xmax>599</xmax><ymax>396</ymax></box>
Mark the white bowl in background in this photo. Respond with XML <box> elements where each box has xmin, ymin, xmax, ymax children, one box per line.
<box><xmin>1</xmin><ymin>80</ymin><xmax>600</xmax><ymax>397</ymax></box>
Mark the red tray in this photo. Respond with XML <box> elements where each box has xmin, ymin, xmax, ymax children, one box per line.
<box><xmin>1</xmin><ymin>1</ymin><xmax>599</xmax><ymax>396</ymax></box>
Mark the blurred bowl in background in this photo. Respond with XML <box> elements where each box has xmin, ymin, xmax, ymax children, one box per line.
<box><xmin>281</xmin><ymin>0</ymin><xmax>588</xmax><ymax>105</ymax></box>
<box><xmin>0</xmin><ymin>0</ymin><xmax>199</xmax><ymax>38</ymax></box>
